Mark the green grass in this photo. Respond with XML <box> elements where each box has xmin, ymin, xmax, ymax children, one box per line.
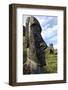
<box><xmin>43</xmin><ymin>48</ymin><xmax>57</xmax><ymax>73</ymax></box>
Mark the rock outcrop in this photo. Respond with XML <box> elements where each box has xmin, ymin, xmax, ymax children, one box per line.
<box><xmin>23</xmin><ymin>16</ymin><xmax>48</xmax><ymax>74</ymax></box>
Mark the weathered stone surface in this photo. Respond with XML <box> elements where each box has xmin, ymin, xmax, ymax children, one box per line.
<box><xmin>23</xmin><ymin>26</ymin><xmax>27</xmax><ymax>63</ymax></box>
<box><xmin>23</xmin><ymin>16</ymin><xmax>48</xmax><ymax>74</ymax></box>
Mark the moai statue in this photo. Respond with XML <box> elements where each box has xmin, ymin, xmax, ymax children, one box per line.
<box><xmin>49</xmin><ymin>43</ymin><xmax>54</xmax><ymax>54</ymax></box>
<box><xmin>23</xmin><ymin>16</ymin><xmax>47</xmax><ymax>74</ymax></box>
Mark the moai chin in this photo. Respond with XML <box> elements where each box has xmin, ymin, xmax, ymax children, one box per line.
<box><xmin>24</xmin><ymin>16</ymin><xmax>47</xmax><ymax>74</ymax></box>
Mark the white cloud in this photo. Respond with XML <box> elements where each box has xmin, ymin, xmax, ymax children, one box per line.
<box><xmin>41</xmin><ymin>25</ymin><xmax>58</xmax><ymax>39</ymax></box>
<box><xmin>41</xmin><ymin>24</ymin><xmax>58</xmax><ymax>49</ymax></box>
<box><xmin>35</xmin><ymin>16</ymin><xmax>54</xmax><ymax>27</ymax></box>
<box><xmin>54</xmin><ymin>44</ymin><xmax>58</xmax><ymax>49</ymax></box>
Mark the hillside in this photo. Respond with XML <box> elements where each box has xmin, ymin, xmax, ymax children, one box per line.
<box><xmin>43</xmin><ymin>48</ymin><xmax>57</xmax><ymax>73</ymax></box>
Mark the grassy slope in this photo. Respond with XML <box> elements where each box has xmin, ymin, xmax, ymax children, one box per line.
<box><xmin>43</xmin><ymin>48</ymin><xmax>57</xmax><ymax>73</ymax></box>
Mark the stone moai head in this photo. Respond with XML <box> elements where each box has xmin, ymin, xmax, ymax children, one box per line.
<box><xmin>25</xmin><ymin>16</ymin><xmax>47</xmax><ymax>66</ymax></box>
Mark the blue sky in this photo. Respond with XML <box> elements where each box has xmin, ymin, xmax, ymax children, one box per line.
<box><xmin>23</xmin><ymin>15</ymin><xmax>58</xmax><ymax>49</ymax></box>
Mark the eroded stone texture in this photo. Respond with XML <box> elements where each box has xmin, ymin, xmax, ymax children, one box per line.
<box><xmin>23</xmin><ymin>16</ymin><xmax>48</xmax><ymax>74</ymax></box>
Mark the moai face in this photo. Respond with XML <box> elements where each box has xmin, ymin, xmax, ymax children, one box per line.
<box><xmin>25</xmin><ymin>16</ymin><xmax>47</xmax><ymax>67</ymax></box>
